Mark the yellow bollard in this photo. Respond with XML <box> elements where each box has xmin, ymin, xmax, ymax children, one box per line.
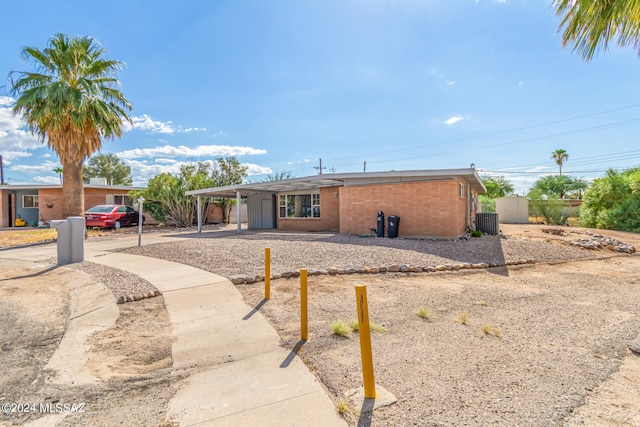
<box><xmin>300</xmin><ymin>268</ymin><xmax>308</xmax><ymax>341</ymax></box>
<box><xmin>265</xmin><ymin>247</ymin><xmax>271</xmax><ymax>300</ymax></box>
<box><xmin>355</xmin><ymin>284</ymin><xmax>376</xmax><ymax>399</ymax></box>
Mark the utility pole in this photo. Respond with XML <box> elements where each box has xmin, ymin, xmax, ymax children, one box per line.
<box><xmin>0</xmin><ymin>155</ymin><xmax>4</xmax><ymax>185</ymax></box>
<box><xmin>329</xmin><ymin>167</ymin><xmax>336</xmax><ymax>173</ymax></box>
<box><xmin>314</xmin><ymin>158</ymin><xmax>325</xmax><ymax>175</ymax></box>
<box><xmin>363</xmin><ymin>161</ymin><xmax>367</xmax><ymax>173</ymax></box>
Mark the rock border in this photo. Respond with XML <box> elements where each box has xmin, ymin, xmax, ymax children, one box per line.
<box><xmin>116</xmin><ymin>290</ymin><xmax>162</xmax><ymax>304</ymax></box>
<box><xmin>229</xmin><ymin>259</ymin><xmax>538</xmax><ymax>285</ymax></box>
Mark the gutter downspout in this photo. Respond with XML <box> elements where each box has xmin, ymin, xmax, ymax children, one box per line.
<box><xmin>236</xmin><ymin>191</ymin><xmax>241</xmax><ymax>234</ymax></box>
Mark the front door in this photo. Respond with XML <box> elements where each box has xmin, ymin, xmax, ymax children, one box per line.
<box><xmin>261</xmin><ymin>199</ymin><xmax>273</xmax><ymax>229</ymax></box>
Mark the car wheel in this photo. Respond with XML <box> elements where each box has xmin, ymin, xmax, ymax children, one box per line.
<box><xmin>114</xmin><ymin>220</ymin><xmax>121</xmax><ymax>230</ymax></box>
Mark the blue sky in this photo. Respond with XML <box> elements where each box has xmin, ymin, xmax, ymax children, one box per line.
<box><xmin>1</xmin><ymin>0</ymin><xmax>639</xmax><ymax>194</ymax></box>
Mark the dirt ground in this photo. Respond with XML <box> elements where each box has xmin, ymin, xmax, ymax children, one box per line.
<box><xmin>1</xmin><ymin>224</ymin><xmax>639</xmax><ymax>426</ymax></box>
<box><xmin>234</xmin><ymin>225</ymin><xmax>640</xmax><ymax>426</ymax></box>
<box><xmin>0</xmin><ymin>259</ymin><xmax>177</xmax><ymax>427</ymax></box>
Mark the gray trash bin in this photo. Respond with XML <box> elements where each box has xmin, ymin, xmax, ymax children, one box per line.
<box><xmin>387</xmin><ymin>215</ymin><xmax>400</xmax><ymax>238</ymax></box>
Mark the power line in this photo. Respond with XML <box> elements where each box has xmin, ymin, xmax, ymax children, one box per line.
<box><xmin>319</xmin><ymin>104</ymin><xmax>640</xmax><ymax>165</ymax></box>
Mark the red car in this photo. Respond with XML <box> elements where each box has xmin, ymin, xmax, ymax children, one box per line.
<box><xmin>84</xmin><ymin>204</ymin><xmax>143</xmax><ymax>229</ymax></box>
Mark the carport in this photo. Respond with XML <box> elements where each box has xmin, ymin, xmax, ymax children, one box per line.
<box><xmin>186</xmin><ymin>175</ymin><xmax>346</xmax><ymax>234</ymax></box>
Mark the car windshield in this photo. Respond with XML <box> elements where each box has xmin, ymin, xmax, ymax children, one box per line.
<box><xmin>86</xmin><ymin>205</ymin><xmax>116</xmax><ymax>213</ymax></box>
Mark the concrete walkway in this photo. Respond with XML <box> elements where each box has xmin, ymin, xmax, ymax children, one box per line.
<box><xmin>1</xmin><ymin>234</ymin><xmax>346</xmax><ymax>426</ymax></box>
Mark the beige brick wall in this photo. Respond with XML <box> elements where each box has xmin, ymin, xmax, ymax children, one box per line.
<box><xmin>277</xmin><ymin>186</ymin><xmax>340</xmax><ymax>232</ymax></box>
<box><xmin>339</xmin><ymin>180</ymin><xmax>468</xmax><ymax>237</ymax></box>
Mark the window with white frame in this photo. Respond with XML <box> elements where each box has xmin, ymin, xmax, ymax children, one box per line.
<box><xmin>459</xmin><ymin>183</ymin><xmax>465</xmax><ymax>198</ymax></box>
<box><xmin>23</xmin><ymin>195</ymin><xmax>39</xmax><ymax>208</ymax></box>
<box><xmin>279</xmin><ymin>193</ymin><xmax>320</xmax><ymax>218</ymax></box>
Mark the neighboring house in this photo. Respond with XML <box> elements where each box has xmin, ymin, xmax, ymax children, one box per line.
<box><xmin>187</xmin><ymin>168</ymin><xmax>486</xmax><ymax>238</ymax></box>
<box><xmin>0</xmin><ymin>184</ymin><xmax>140</xmax><ymax>227</ymax></box>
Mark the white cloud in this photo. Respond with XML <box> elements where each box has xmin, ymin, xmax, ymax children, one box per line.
<box><xmin>117</xmin><ymin>144</ymin><xmax>267</xmax><ymax>159</ymax></box>
<box><xmin>10</xmin><ymin>160</ymin><xmax>59</xmax><ymax>174</ymax></box>
<box><xmin>125</xmin><ymin>114</ymin><xmax>176</xmax><ymax>134</ymax></box>
<box><xmin>154</xmin><ymin>158</ymin><xmax>178</xmax><ymax>164</ymax></box>
<box><xmin>0</xmin><ymin>96</ymin><xmax>42</xmax><ymax>162</ymax></box>
<box><xmin>33</xmin><ymin>175</ymin><xmax>61</xmax><ymax>184</ymax></box>
<box><xmin>123</xmin><ymin>114</ymin><xmax>210</xmax><ymax>135</ymax></box>
<box><xmin>446</xmin><ymin>80</ymin><xmax>456</xmax><ymax>86</ymax></box>
<box><xmin>444</xmin><ymin>116</ymin><xmax>464</xmax><ymax>125</ymax></box>
<box><xmin>244</xmin><ymin>163</ymin><xmax>272</xmax><ymax>176</ymax></box>
<box><xmin>126</xmin><ymin>159</ymin><xmax>184</xmax><ymax>178</ymax></box>
<box><xmin>518</xmin><ymin>81</ymin><xmax>524</xmax><ymax>86</ymax></box>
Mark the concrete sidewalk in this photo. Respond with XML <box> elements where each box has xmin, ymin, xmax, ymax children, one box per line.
<box><xmin>2</xmin><ymin>235</ymin><xmax>346</xmax><ymax>426</ymax></box>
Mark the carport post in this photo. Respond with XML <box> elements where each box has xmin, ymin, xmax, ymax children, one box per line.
<box><xmin>197</xmin><ymin>195</ymin><xmax>202</xmax><ymax>233</ymax></box>
<box><xmin>236</xmin><ymin>190</ymin><xmax>241</xmax><ymax>233</ymax></box>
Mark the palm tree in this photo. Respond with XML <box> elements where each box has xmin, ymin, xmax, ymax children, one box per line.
<box><xmin>554</xmin><ymin>0</ymin><xmax>640</xmax><ymax>61</ymax></box>
<box><xmin>10</xmin><ymin>33</ymin><xmax>132</xmax><ymax>217</ymax></box>
<box><xmin>551</xmin><ymin>149</ymin><xmax>569</xmax><ymax>176</ymax></box>
<box><xmin>53</xmin><ymin>166</ymin><xmax>63</xmax><ymax>184</ymax></box>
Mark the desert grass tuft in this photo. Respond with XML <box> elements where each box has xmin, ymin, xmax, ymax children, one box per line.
<box><xmin>330</xmin><ymin>319</ymin><xmax>351</xmax><ymax>337</ymax></box>
<box><xmin>337</xmin><ymin>398</ymin><xmax>354</xmax><ymax>416</ymax></box>
<box><xmin>454</xmin><ymin>312</ymin><xmax>469</xmax><ymax>325</ymax></box>
<box><xmin>476</xmin><ymin>300</ymin><xmax>488</xmax><ymax>307</ymax></box>
<box><xmin>350</xmin><ymin>319</ymin><xmax>388</xmax><ymax>332</ymax></box>
<box><xmin>416</xmin><ymin>306</ymin><xmax>437</xmax><ymax>320</ymax></box>
<box><xmin>481</xmin><ymin>323</ymin><xmax>501</xmax><ymax>337</ymax></box>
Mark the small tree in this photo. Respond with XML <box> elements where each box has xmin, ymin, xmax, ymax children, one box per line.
<box><xmin>580</xmin><ymin>168</ymin><xmax>640</xmax><ymax>231</ymax></box>
<box><xmin>529</xmin><ymin>175</ymin><xmax>587</xmax><ymax>200</ymax></box>
<box><xmin>481</xmin><ymin>176</ymin><xmax>514</xmax><ymax>199</ymax></box>
<box><xmin>131</xmin><ymin>162</ymin><xmax>213</xmax><ymax>227</ymax></box>
<box><xmin>527</xmin><ymin>175</ymin><xmax>587</xmax><ymax>225</ymax></box>
<box><xmin>84</xmin><ymin>153</ymin><xmax>132</xmax><ymax>185</ymax></box>
<box><xmin>211</xmin><ymin>156</ymin><xmax>248</xmax><ymax>223</ymax></box>
<box><xmin>53</xmin><ymin>166</ymin><xmax>63</xmax><ymax>184</ymax></box>
<box><xmin>551</xmin><ymin>149</ymin><xmax>569</xmax><ymax>176</ymax></box>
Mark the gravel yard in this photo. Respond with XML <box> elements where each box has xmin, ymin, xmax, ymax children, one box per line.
<box><xmin>121</xmin><ymin>229</ymin><xmax>598</xmax><ymax>280</ymax></box>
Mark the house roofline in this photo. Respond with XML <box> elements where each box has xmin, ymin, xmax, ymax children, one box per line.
<box><xmin>186</xmin><ymin>168</ymin><xmax>487</xmax><ymax>198</ymax></box>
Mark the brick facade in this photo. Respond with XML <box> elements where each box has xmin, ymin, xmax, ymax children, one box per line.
<box><xmin>339</xmin><ymin>180</ymin><xmax>472</xmax><ymax>237</ymax></box>
<box><xmin>276</xmin><ymin>186</ymin><xmax>340</xmax><ymax>232</ymax></box>
<box><xmin>37</xmin><ymin>187</ymin><xmax>132</xmax><ymax>222</ymax></box>
<box><xmin>0</xmin><ymin>186</ymin><xmax>138</xmax><ymax>227</ymax></box>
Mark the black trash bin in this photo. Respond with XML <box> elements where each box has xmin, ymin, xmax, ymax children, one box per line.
<box><xmin>376</xmin><ymin>211</ymin><xmax>385</xmax><ymax>237</ymax></box>
<box><xmin>387</xmin><ymin>215</ymin><xmax>400</xmax><ymax>238</ymax></box>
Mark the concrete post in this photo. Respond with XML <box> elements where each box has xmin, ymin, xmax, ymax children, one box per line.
<box><xmin>236</xmin><ymin>191</ymin><xmax>242</xmax><ymax>234</ymax></box>
<box><xmin>51</xmin><ymin>216</ymin><xmax>85</xmax><ymax>265</ymax></box>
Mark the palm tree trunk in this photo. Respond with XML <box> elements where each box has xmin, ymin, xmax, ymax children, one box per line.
<box><xmin>62</xmin><ymin>159</ymin><xmax>85</xmax><ymax>218</ymax></box>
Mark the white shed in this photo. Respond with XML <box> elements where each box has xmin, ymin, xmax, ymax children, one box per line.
<box><xmin>495</xmin><ymin>196</ymin><xmax>529</xmax><ymax>224</ymax></box>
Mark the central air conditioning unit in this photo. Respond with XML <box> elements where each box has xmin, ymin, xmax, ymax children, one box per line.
<box><xmin>475</xmin><ymin>212</ymin><xmax>499</xmax><ymax>235</ymax></box>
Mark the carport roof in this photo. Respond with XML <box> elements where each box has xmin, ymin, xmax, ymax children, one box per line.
<box><xmin>186</xmin><ymin>168</ymin><xmax>486</xmax><ymax>198</ymax></box>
